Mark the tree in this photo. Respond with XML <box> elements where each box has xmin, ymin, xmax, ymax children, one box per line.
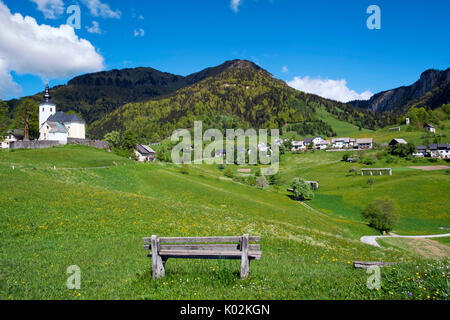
<box><xmin>256</xmin><ymin>175</ymin><xmax>269</xmax><ymax>189</ymax></box>
<box><xmin>0</xmin><ymin>100</ymin><xmax>8</xmax><ymax>138</ymax></box>
<box><xmin>104</xmin><ymin>131</ymin><xmax>121</xmax><ymax>149</ymax></box>
<box><xmin>223</xmin><ymin>166</ymin><xmax>234</xmax><ymax>178</ymax></box>
<box><xmin>291</xmin><ymin>178</ymin><xmax>314</xmax><ymax>201</ymax></box>
<box><xmin>121</xmin><ymin>130</ymin><xmax>137</xmax><ymax>151</ymax></box>
<box><xmin>389</xmin><ymin>143</ymin><xmax>416</xmax><ymax>157</ymax></box>
<box><xmin>14</xmin><ymin>99</ymin><xmax>38</xmax><ymax>140</ymax></box>
<box><xmin>361</xmin><ymin>198</ymin><xmax>399</xmax><ymax>233</ymax></box>
<box><xmin>268</xmin><ymin>172</ymin><xmax>282</xmax><ymax>186</ymax></box>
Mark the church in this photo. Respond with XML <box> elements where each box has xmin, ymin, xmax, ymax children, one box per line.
<box><xmin>39</xmin><ymin>84</ymin><xmax>86</xmax><ymax>142</ymax></box>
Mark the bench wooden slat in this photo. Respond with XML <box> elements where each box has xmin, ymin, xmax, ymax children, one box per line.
<box><xmin>143</xmin><ymin>244</ymin><xmax>260</xmax><ymax>251</ymax></box>
<box><xmin>148</xmin><ymin>250</ymin><xmax>262</xmax><ymax>260</ymax></box>
<box><xmin>143</xmin><ymin>236</ymin><xmax>261</xmax><ymax>244</ymax></box>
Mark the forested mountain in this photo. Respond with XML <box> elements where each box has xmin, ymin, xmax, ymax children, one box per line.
<box><xmin>88</xmin><ymin>60</ymin><xmax>387</xmax><ymax>140</ymax></box>
<box><xmin>349</xmin><ymin>68</ymin><xmax>450</xmax><ymax>113</ymax></box>
<box><xmin>5</xmin><ymin>59</ymin><xmax>396</xmax><ymax>141</ymax></box>
<box><xmin>5</xmin><ymin>67</ymin><xmax>190</xmax><ymax>124</ymax></box>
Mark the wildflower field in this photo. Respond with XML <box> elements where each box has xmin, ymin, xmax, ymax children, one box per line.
<box><xmin>0</xmin><ymin>145</ymin><xmax>448</xmax><ymax>300</ymax></box>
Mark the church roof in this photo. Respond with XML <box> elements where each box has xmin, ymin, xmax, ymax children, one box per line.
<box><xmin>47</xmin><ymin>112</ymin><xmax>85</xmax><ymax>124</ymax></box>
<box><xmin>47</xmin><ymin>121</ymin><xmax>67</xmax><ymax>133</ymax></box>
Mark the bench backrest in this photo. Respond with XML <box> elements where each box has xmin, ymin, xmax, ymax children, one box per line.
<box><xmin>143</xmin><ymin>235</ymin><xmax>261</xmax><ymax>253</ymax></box>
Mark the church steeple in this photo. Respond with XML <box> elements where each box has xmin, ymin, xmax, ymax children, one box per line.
<box><xmin>43</xmin><ymin>82</ymin><xmax>51</xmax><ymax>102</ymax></box>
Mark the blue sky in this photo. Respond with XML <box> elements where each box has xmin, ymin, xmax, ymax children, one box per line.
<box><xmin>1</xmin><ymin>0</ymin><xmax>449</xmax><ymax>102</ymax></box>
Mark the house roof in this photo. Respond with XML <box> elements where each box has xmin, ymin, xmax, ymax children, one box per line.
<box><xmin>332</xmin><ymin>137</ymin><xmax>351</xmax><ymax>143</ymax></box>
<box><xmin>292</xmin><ymin>140</ymin><xmax>304</xmax><ymax>146</ymax></box>
<box><xmin>6</xmin><ymin>129</ymin><xmax>24</xmax><ymax>139</ymax></box>
<box><xmin>47</xmin><ymin>112</ymin><xmax>85</xmax><ymax>124</ymax></box>
<box><xmin>317</xmin><ymin>140</ymin><xmax>330</xmax><ymax>145</ymax></box>
<box><xmin>357</xmin><ymin>138</ymin><xmax>373</xmax><ymax>144</ymax></box>
<box><xmin>430</xmin><ymin>143</ymin><xmax>449</xmax><ymax>150</ymax></box>
<box><xmin>424</xmin><ymin>124</ymin><xmax>435</xmax><ymax>128</ymax></box>
<box><xmin>136</xmin><ymin>144</ymin><xmax>155</xmax><ymax>155</ymax></box>
<box><xmin>416</xmin><ymin>146</ymin><xmax>427</xmax><ymax>150</ymax></box>
<box><xmin>390</xmin><ymin>138</ymin><xmax>407</xmax><ymax>145</ymax></box>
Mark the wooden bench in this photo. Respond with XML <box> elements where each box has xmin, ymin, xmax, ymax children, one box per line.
<box><xmin>143</xmin><ymin>234</ymin><xmax>262</xmax><ymax>279</ymax></box>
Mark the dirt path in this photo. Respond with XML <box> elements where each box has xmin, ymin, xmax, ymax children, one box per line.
<box><xmin>408</xmin><ymin>165</ymin><xmax>449</xmax><ymax>171</ymax></box>
<box><xmin>360</xmin><ymin>233</ymin><xmax>450</xmax><ymax>247</ymax></box>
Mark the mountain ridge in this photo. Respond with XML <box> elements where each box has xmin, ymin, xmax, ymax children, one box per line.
<box><xmin>349</xmin><ymin>68</ymin><xmax>450</xmax><ymax>113</ymax></box>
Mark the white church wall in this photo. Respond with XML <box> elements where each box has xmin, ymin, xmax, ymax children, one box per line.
<box><xmin>39</xmin><ymin>102</ymin><xmax>56</xmax><ymax>129</ymax></box>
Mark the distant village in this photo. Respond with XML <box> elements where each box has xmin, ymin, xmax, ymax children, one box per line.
<box><xmin>1</xmin><ymin>86</ymin><xmax>449</xmax><ymax>161</ymax></box>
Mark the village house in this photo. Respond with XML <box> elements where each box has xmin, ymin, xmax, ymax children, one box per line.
<box><xmin>429</xmin><ymin>144</ymin><xmax>450</xmax><ymax>159</ymax></box>
<box><xmin>332</xmin><ymin>137</ymin><xmax>352</xmax><ymax>149</ymax></box>
<box><xmin>291</xmin><ymin>140</ymin><xmax>306</xmax><ymax>152</ymax></box>
<box><xmin>413</xmin><ymin>146</ymin><xmax>428</xmax><ymax>158</ymax></box>
<box><xmin>1</xmin><ymin>130</ymin><xmax>24</xmax><ymax>149</ymax></box>
<box><xmin>424</xmin><ymin>124</ymin><xmax>436</xmax><ymax>133</ymax></box>
<box><xmin>39</xmin><ymin>84</ymin><xmax>86</xmax><ymax>142</ymax></box>
<box><xmin>357</xmin><ymin>138</ymin><xmax>373</xmax><ymax>150</ymax></box>
<box><xmin>274</xmin><ymin>138</ymin><xmax>283</xmax><ymax>146</ymax></box>
<box><xmin>316</xmin><ymin>140</ymin><xmax>330</xmax><ymax>150</ymax></box>
<box><xmin>389</xmin><ymin>138</ymin><xmax>408</xmax><ymax>146</ymax></box>
<box><xmin>304</xmin><ymin>136</ymin><xmax>325</xmax><ymax>147</ymax></box>
<box><xmin>135</xmin><ymin>144</ymin><xmax>156</xmax><ymax>162</ymax></box>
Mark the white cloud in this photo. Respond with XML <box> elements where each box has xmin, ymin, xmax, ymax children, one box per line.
<box><xmin>287</xmin><ymin>76</ymin><xmax>373</xmax><ymax>103</ymax></box>
<box><xmin>0</xmin><ymin>59</ymin><xmax>22</xmax><ymax>98</ymax></box>
<box><xmin>29</xmin><ymin>0</ymin><xmax>64</xmax><ymax>19</ymax></box>
<box><xmin>0</xmin><ymin>1</ymin><xmax>105</xmax><ymax>99</ymax></box>
<box><xmin>86</xmin><ymin>20</ymin><xmax>102</xmax><ymax>34</ymax></box>
<box><xmin>134</xmin><ymin>28</ymin><xmax>145</xmax><ymax>37</ymax></box>
<box><xmin>81</xmin><ymin>0</ymin><xmax>121</xmax><ymax>19</ymax></box>
<box><xmin>281</xmin><ymin>66</ymin><xmax>288</xmax><ymax>74</ymax></box>
<box><xmin>231</xmin><ymin>0</ymin><xmax>242</xmax><ymax>13</ymax></box>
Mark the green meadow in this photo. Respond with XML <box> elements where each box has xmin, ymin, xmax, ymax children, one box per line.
<box><xmin>0</xmin><ymin>145</ymin><xmax>448</xmax><ymax>300</ymax></box>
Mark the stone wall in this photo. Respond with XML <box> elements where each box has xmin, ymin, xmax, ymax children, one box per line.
<box><xmin>67</xmin><ymin>138</ymin><xmax>110</xmax><ymax>150</ymax></box>
<box><xmin>10</xmin><ymin>140</ymin><xmax>62</xmax><ymax>149</ymax></box>
<box><xmin>9</xmin><ymin>138</ymin><xmax>110</xmax><ymax>150</ymax></box>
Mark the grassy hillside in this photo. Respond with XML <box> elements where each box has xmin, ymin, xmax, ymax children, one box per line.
<box><xmin>278</xmin><ymin>151</ymin><xmax>449</xmax><ymax>235</ymax></box>
<box><xmin>0</xmin><ymin>146</ymin><xmax>448</xmax><ymax>300</ymax></box>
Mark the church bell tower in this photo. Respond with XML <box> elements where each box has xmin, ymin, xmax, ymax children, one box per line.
<box><xmin>39</xmin><ymin>83</ymin><xmax>56</xmax><ymax>129</ymax></box>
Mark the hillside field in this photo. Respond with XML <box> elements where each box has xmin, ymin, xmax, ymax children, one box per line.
<box><xmin>0</xmin><ymin>145</ymin><xmax>449</xmax><ymax>300</ymax></box>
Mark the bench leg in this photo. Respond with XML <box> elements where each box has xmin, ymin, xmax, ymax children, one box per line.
<box><xmin>152</xmin><ymin>254</ymin><xmax>165</xmax><ymax>279</ymax></box>
<box><xmin>240</xmin><ymin>234</ymin><xmax>250</xmax><ymax>279</ymax></box>
<box><xmin>151</xmin><ymin>235</ymin><xmax>165</xmax><ymax>279</ymax></box>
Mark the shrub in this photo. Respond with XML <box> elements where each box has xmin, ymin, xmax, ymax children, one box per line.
<box><xmin>256</xmin><ymin>176</ymin><xmax>269</xmax><ymax>189</ymax></box>
<box><xmin>268</xmin><ymin>173</ymin><xmax>282</xmax><ymax>186</ymax></box>
<box><xmin>223</xmin><ymin>166</ymin><xmax>234</xmax><ymax>178</ymax></box>
<box><xmin>360</xmin><ymin>157</ymin><xmax>375</xmax><ymax>165</ymax></box>
<box><xmin>366</xmin><ymin>178</ymin><xmax>375</xmax><ymax>187</ymax></box>
<box><xmin>342</xmin><ymin>152</ymin><xmax>351</xmax><ymax>161</ymax></box>
<box><xmin>349</xmin><ymin>167</ymin><xmax>358</xmax><ymax>175</ymax></box>
<box><xmin>291</xmin><ymin>178</ymin><xmax>314</xmax><ymax>201</ymax></box>
<box><xmin>245</xmin><ymin>176</ymin><xmax>256</xmax><ymax>186</ymax></box>
<box><xmin>361</xmin><ymin>198</ymin><xmax>399</xmax><ymax>233</ymax></box>
<box><xmin>385</xmin><ymin>155</ymin><xmax>395</xmax><ymax>163</ymax></box>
